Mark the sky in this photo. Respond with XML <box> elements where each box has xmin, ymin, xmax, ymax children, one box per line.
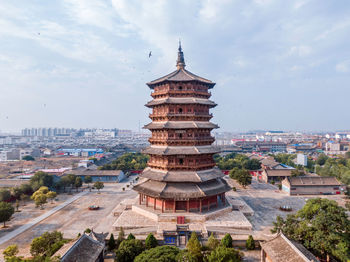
<box><xmin>0</xmin><ymin>0</ymin><xmax>349</xmax><ymax>133</ymax></box>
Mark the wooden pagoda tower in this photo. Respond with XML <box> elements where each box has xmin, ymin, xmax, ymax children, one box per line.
<box><xmin>133</xmin><ymin>43</ymin><xmax>230</xmax><ymax>213</ymax></box>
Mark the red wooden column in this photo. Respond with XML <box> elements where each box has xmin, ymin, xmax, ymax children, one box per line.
<box><xmin>154</xmin><ymin>198</ymin><xmax>156</xmax><ymax>210</ymax></box>
<box><xmin>146</xmin><ymin>196</ymin><xmax>148</xmax><ymax>207</ymax></box>
<box><xmin>139</xmin><ymin>193</ymin><xmax>141</xmax><ymax>205</ymax></box>
<box><xmin>173</xmin><ymin>199</ymin><xmax>176</xmax><ymax>212</ymax></box>
<box><xmin>199</xmin><ymin>199</ymin><xmax>202</xmax><ymax>213</ymax></box>
<box><xmin>187</xmin><ymin>199</ymin><xmax>190</xmax><ymax>212</ymax></box>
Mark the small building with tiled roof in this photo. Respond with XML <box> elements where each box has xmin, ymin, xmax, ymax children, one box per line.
<box><xmin>65</xmin><ymin>168</ymin><xmax>125</xmax><ymax>183</ymax></box>
<box><xmin>261</xmin><ymin>169</ymin><xmax>294</xmax><ymax>183</ymax></box>
<box><xmin>282</xmin><ymin>176</ymin><xmax>343</xmax><ymax>195</ymax></box>
<box><xmin>261</xmin><ymin>233</ymin><xmax>319</xmax><ymax>262</ymax></box>
<box><xmin>53</xmin><ymin>231</ymin><xmax>107</xmax><ymax>262</ymax></box>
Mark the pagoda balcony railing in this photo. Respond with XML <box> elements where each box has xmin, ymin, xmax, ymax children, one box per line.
<box><xmin>148</xmin><ymin>163</ymin><xmax>216</xmax><ymax>170</ymax></box>
<box><xmin>149</xmin><ymin>137</ymin><xmax>215</xmax><ymax>143</ymax></box>
<box><xmin>149</xmin><ymin>113</ymin><xmax>213</xmax><ymax>118</ymax></box>
<box><xmin>151</xmin><ymin>90</ymin><xmax>211</xmax><ymax>98</ymax></box>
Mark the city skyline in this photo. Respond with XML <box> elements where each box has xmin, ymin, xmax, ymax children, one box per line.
<box><xmin>1</xmin><ymin>0</ymin><xmax>350</xmax><ymax>132</ymax></box>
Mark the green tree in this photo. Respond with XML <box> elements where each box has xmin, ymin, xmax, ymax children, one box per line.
<box><xmin>11</xmin><ymin>187</ymin><xmax>22</xmax><ymax>200</ymax></box>
<box><xmin>316</xmin><ymin>153</ymin><xmax>328</xmax><ymax>165</ymax></box>
<box><xmin>230</xmin><ymin>169</ymin><xmax>252</xmax><ymax>188</ymax></box>
<box><xmin>145</xmin><ymin>233</ymin><xmax>158</xmax><ymax>249</ymax></box>
<box><xmin>221</xmin><ymin>233</ymin><xmax>233</xmax><ymax>248</ymax></box>
<box><xmin>22</xmin><ymin>155</ymin><xmax>35</xmax><ymax>161</ymax></box>
<box><xmin>3</xmin><ymin>244</ymin><xmax>19</xmax><ymax>259</ymax></box>
<box><xmin>127</xmin><ymin>233</ymin><xmax>135</xmax><ymax>240</ymax></box>
<box><xmin>94</xmin><ymin>181</ymin><xmax>104</xmax><ymax>193</ymax></box>
<box><xmin>271</xmin><ymin>198</ymin><xmax>350</xmax><ymax>262</ymax></box>
<box><xmin>19</xmin><ymin>183</ymin><xmax>33</xmax><ymax>195</ymax></box>
<box><xmin>116</xmin><ymin>227</ymin><xmax>125</xmax><ymax>249</ymax></box>
<box><xmin>30</xmin><ymin>231</ymin><xmax>64</xmax><ymax>258</ymax></box>
<box><xmin>135</xmin><ymin>246</ymin><xmax>180</xmax><ymax>262</ymax></box>
<box><xmin>20</xmin><ymin>194</ymin><xmax>29</xmax><ymax>206</ymax></box>
<box><xmin>0</xmin><ymin>189</ymin><xmax>11</xmax><ymax>202</ymax></box>
<box><xmin>108</xmin><ymin>233</ymin><xmax>116</xmax><ymax>251</ymax></box>
<box><xmin>246</xmin><ymin>235</ymin><xmax>255</xmax><ymax>250</ymax></box>
<box><xmin>291</xmin><ymin>166</ymin><xmax>305</xmax><ymax>177</ymax></box>
<box><xmin>115</xmin><ymin>239</ymin><xmax>144</xmax><ymax>262</ymax></box>
<box><xmin>207</xmin><ymin>233</ymin><xmax>220</xmax><ymax>250</ymax></box>
<box><xmin>59</xmin><ymin>176</ymin><xmax>71</xmax><ymax>192</ymax></box>
<box><xmin>242</xmin><ymin>159</ymin><xmax>261</xmax><ymax>170</ymax></box>
<box><xmin>186</xmin><ymin>232</ymin><xmax>202</xmax><ymax>261</ymax></box>
<box><xmin>0</xmin><ymin>202</ymin><xmax>15</xmax><ymax>227</ymax></box>
<box><xmin>84</xmin><ymin>176</ymin><xmax>92</xmax><ymax>190</ymax></box>
<box><xmin>100</xmin><ymin>153</ymin><xmax>149</xmax><ymax>172</ymax></box>
<box><xmin>74</xmin><ymin>177</ymin><xmax>83</xmax><ymax>192</ymax></box>
<box><xmin>207</xmin><ymin>246</ymin><xmax>242</xmax><ymax>262</ymax></box>
<box><xmin>30</xmin><ymin>171</ymin><xmax>54</xmax><ymax>191</ymax></box>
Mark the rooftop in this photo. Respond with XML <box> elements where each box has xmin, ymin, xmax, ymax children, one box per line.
<box><xmin>261</xmin><ymin>233</ymin><xmax>319</xmax><ymax>262</ymax></box>
<box><xmin>147</xmin><ymin>43</ymin><xmax>215</xmax><ymax>89</ymax></box>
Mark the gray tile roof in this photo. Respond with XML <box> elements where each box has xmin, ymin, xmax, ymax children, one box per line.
<box><xmin>288</xmin><ymin>176</ymin><xmax>341</xmax><ymax>186</ymax></box>
<box><xmin>133</xmin><ymin>178</ymin><xmax>230</xmax><ymax>199</ymax></box>
<box><xmin>261</xmin><ymin>233</ymin><xmax>319</xmax><ymax>262</ymax></box>
<box><xmin>54</xmin><ymin>233</ymin><xmax>105</xmax><ymax>262</ymax></box>
<box><xmin>141</xmin><ymin>167</ymin><xmax>224</xmax><ymax>182</ymax></box>
<box><xmin>147</xmin><ymin>68</ymin><xmax>215</xmax><ymax>88</ymax></box>
<box><xmin>142</xmin><ymin>145</ymin><xmax>220</xmax><ymax>155</ymax></box>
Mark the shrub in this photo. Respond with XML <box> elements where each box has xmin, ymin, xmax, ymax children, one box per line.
<box><xmin>127</xmin><ymin>233</ymin><xmax>135</xmax><ymax>240</ymax></box>
<box><xmin>232</xmin><ymin>187</ymin><xmax>237</xmax><ymax>192</ymax></box>
<box><xmin>135</xmin><ymin>246</ymin><xmax>180</xmax><ymax>262</ymax></box>
<box><xmin>278</xmin><ymin>184</ymin><xmax>282</xmax><ymax>190</ymax></box>
<box><xmin>271</xmin><ymin>181</ymin><xmax>275</xmax><ymax>185</ymax></box>
<box><xmin>115</xmin><ymin>239</ymin><xmax>144</xmax><ymax>262</ymax></box>
<box><xmin>145</xmin><ymin>233</ymin><xmax>158</xmax><ymax>249</ymax></box>
<box><xmin>207</xmin><ymin>246</ymin><xmax>242</xmax><ymax>262</ymax></box>
<box><xmin>221</xmin><ymin>233</ymin><xmax>233</xmax><ymax>248</ymax></box>
<box><xmin>108</xmin><ymin>233</ymin><xmax>116</xmax><ymax>250</ymax></box>
<box><xmin>246</xmin><ymin>235</ymin><xmax>255</xmax><ymax>250</ymax></box>
<box><xmin>207</xmin><ymin>233</ymin><xmax>220</xmax><ymax>250</ymax></box>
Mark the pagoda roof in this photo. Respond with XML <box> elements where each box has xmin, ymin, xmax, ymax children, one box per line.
<box><xmin>142</xmin><ymin>145</ymin><xmax>220</xmax><ymax>155</ymax></box>
<box><xmin>144</xmin><ymin>121</ymin><xmax>219</xmax><ymax>130</ymax></box>
<box><xmin>146</xmin><ymin>97</ymin><xmax>217</xmax><ymax>107</ymax></box>
<box><xmin>133</xmin><ymin>177</ymin><xmax>230</xmax><ymax>200</ymax></box>
<box><xmin>147</xmin><ymin>68</ymin><xmax>215</xmax><ymax>89</ymax></box>
<box><xmin>141</xmin><ymin>167</ymin><xmax>224</xmax><ymax>182</ymax></box>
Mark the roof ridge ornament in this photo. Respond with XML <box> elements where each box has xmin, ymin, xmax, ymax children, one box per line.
<box><xmin>176</xmin><ymin>40</ymin><xmax>186</xmax><ymax>69</ymax></box>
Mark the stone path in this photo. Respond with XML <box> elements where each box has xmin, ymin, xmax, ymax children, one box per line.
<box><xmin>0</xmin><ymin>191</ymin><xmax>88</xmax><ymax>245</ymax></box>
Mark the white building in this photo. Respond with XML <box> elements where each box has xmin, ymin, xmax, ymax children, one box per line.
<box><xmin>296</xmin><ymin>154</ymin><xmax>308</xmax><ymax>166</ymax></box>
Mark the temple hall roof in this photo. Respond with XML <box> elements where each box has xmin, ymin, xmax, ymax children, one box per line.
<box><xmin>144</xmin><ymin>121</ymin><xmax>219</xmax><ymax>130</ymax></box>
<box><xmin>146</xmin><ymin>97</ymin><xmax>217</xmax><ymax>107</ymax></box>
<box><xmin>141</xmin><ymin>167</ymin><xmax>224</xmax><ymax>182</ymax></box>
<box><xmin>142</xmin><ymin>145</ymin><xmax>220</xmax><ymax>155</ymax></box>
<box><xmin>133</xmin><ymin>177</ymin><xmax>231</xmax><ymax>199</ymax></box>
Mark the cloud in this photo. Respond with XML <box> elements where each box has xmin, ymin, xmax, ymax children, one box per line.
<box><xmin>336</xmin><ymin>61</ymin><xmax>350</xmax><ymax>73</ymax></box>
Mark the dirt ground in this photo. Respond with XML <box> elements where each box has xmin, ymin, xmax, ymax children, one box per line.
<box><xmin>226</xmin><ymin>176</ymin><xmax>347</xmax><ymax>239</ymax></box>
<box><xmin>0</xmin><ymin>177</ymin><xmax>137</xmax><ymax>259</ymax></box>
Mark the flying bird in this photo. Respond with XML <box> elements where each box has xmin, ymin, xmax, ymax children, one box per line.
<box><xmin>148</xmin><ymin>51</ymin><xmax>152</xmax><ymax>58</ymax></box>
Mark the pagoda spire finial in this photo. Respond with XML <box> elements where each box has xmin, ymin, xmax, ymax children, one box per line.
<box><xmin>176</xmin><ymin>40</ymin><xmax>185</xmax><ymax>69</ymax></box>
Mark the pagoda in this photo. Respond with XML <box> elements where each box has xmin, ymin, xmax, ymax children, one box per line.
<box><xmin>133</xmin><ymin>43</ymin><xmax>230</xmax><ymax>213</ymax></box>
